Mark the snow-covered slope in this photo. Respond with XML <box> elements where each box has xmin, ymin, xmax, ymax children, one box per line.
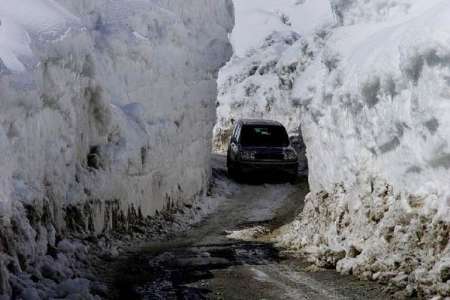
<box><xmin>214</xmin><ymin>31</ymin><xmax>305</xmax><ymax>151</ymax></box>
<box><xmin>213</xmin><ymin>0</ymin><xmax>333</xmax><ymax>152</ymax></box>
<box><xmin>0</xmin><ymin>0</ymin><xmax>233</xmax><ymax>297</ymax></box>
<box><xmin>230</xmin><ymin>0</ymin><xmax>333</xmax><ymax>57</ymax></box>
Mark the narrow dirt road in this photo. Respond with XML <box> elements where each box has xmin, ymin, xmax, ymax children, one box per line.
<box><xmin>107</xmin><ymin>155</ymin><xmax>391</xmax><ymax>300</ymax></box>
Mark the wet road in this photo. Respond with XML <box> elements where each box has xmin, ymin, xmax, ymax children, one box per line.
<box><xmin>107</xmin><ymin>155</ymin><xmax>391</xmax><ymax>300</ymax></box>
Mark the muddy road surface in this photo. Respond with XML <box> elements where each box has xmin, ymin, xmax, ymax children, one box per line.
<box><xmin>105</xmin><ymin>154</ymin><xmax>391</xmax><ymax>300</ymax></box>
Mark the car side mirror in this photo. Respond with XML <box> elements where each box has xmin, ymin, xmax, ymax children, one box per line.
<box><xmin>289</xmin><ymin>135</ymin><xmax>300</xmax><ymax>147</ymax></box>
<box><xmin>230</xmin><ymin>141</ymin><xmax>239</xmax><ymax>153</ymax></box>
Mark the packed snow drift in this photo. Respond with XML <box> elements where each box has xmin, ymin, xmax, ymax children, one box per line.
<box><xmin>218</xmin><ymin>0</ymin><xmax>450</xmax><ymax>297</ymax></box>
<box><xmin>0</xmin><ymin>0</ymin><xmax>233</xmax><ymax>297</ymax></box>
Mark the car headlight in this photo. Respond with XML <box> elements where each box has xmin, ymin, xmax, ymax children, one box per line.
<box><xmin>230</xmin><ymin>142</ymin><xmax>239</xmax><ymax>153</ymax></box>
<box><xmin>283</xmin><ymin>149</ymin><xmax>298</xmax><ymax>161</ymax></box>
<box><xmin>240</xmin><ymin>150</ymin><xmax>256</xmax><ymax>161</ymax></box>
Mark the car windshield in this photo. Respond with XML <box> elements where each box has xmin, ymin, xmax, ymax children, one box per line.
<box><xmin>240</xmin><ymin>125</ymin><xmax>289</xmax><ymax>147</ymax></box>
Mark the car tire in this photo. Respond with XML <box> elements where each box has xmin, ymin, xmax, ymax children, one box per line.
<box><xmin>227</xmin><ymin>165</ymin><xmax>235</xmax><ymax>178</ymax></box>
<box><xmin>287</xmin><ymin>173</ymin><xmax>298</xmax><ymax>184</ymax></box>
<box><xmin>227</xmin><ymin>158</ymin><xmax>235</xmax><ymax>178</ymax></box>
<box><xmin>228</xmin><ymin>163</ymin><xmax>242</xmax><ymax>181</ymax></box>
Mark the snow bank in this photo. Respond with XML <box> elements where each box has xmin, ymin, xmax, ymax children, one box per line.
<box><xmin>274</xmin><ymin>0</ymin><xmax>450</xmax><ymax>297</ymax></box>
<box><xmin>0</xmin><ymin>0</ymin><xmax>233</xmax><ymax>297</ymax></box>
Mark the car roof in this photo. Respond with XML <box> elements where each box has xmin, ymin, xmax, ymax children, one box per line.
<box><xmin>238</xmin><ymin>119</ymin><xmax>284</xmax><ymax>126</ymax></box>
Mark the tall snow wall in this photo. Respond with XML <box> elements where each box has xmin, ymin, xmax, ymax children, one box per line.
<box><xmin>0</xmin><ymin>0</ymin><xmax>233</xmax><ymax>295</ymax></box>
<box><xmin>276</xmin><ymin>0</ymin><xmax>450</xmax><ymax>297</ymax></box>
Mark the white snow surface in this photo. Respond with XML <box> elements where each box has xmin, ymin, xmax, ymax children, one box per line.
<box><xmin>0</xmin><ymin>0</ymin><xmax>233</xmax><ymax>297</ymax></box>
<box><xmin>299</xmin><ymin>0</ymin><xmax>450</xmax><ymax>206</ymax></box>
<box><xmin>231</xmin><ymin>0</ymin><xmax>333</xmax><ymax>57</ymax></box>
<box><xmin>0</xmin><ymin>0</ymin><xmax>79</xmax><ymax>72</ymax></box>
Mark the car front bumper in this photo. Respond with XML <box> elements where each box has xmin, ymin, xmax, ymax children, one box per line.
<box><xmin>238</xmin><ymin>160</ymin><xmax>298</xmax><ymax>175</ymax></box>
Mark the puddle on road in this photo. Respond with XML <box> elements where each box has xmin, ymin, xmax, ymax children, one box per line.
<box><xmin>113</xmin><ymin>241</ymin><xmax>282</xmax><ymax>299</ymax></box>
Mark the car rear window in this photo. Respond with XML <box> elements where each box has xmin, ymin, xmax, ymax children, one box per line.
<box><xmin>240</xmin><ymin>125</ymin><xmax>289</xmax><ymax>147</ymax></box>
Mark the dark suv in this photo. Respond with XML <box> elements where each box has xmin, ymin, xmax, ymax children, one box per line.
<box><xmin>227</xmin><ymin>119</ymin><xmax>298</xmax><ymax>180</ymax></box>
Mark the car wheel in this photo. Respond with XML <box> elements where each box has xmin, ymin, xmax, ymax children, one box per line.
<box><xmin>227</xmin><ymin>158</ymin><xmax>235</xmax><ymax>178</ymax></box>
<box><xmin>288</xmin><ymin>173</ymin><xmax>297</xmax><ymax>184</ymax></box>
<box><xmin>227</xmin><ymin>165</ymin><xmax>235</xmax><ymax>178</ymax></box>
<box><xmin>228</xmin><ymin>163</ymin><xmax>242</xmax><ymax>181</ymax></box>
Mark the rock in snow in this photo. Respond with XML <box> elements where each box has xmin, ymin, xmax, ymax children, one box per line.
<box><xmin>217</xmin><ymin>0</ymin><xmax>450</xmax><ymax>297</ymax></box>
<box><xmin>0</xmin><ymin>0</ymin><xmax>233</xmax><ymax>297</ymax></box>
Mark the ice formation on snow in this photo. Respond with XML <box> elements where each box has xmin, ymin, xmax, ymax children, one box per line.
<box><xmin>0</xmin><ymin>0</ymin><xmax>233</xmax><ymax>297</ymax></box>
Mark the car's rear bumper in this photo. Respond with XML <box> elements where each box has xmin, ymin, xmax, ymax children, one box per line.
<box><xmin>238</xmin><ymin>160</ymin><xmax>298</xmax><ymax>175</ymax></box>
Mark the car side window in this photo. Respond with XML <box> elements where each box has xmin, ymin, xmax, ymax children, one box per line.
<box><xmin>231</xmin><ymin>125</ymin><xmax>238</xmax><ymax>141</ymax></box>
<box><xmin>235</xmin><ymin>125</ymin><xmax>242</xmax><ymax>143</ymax></box>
